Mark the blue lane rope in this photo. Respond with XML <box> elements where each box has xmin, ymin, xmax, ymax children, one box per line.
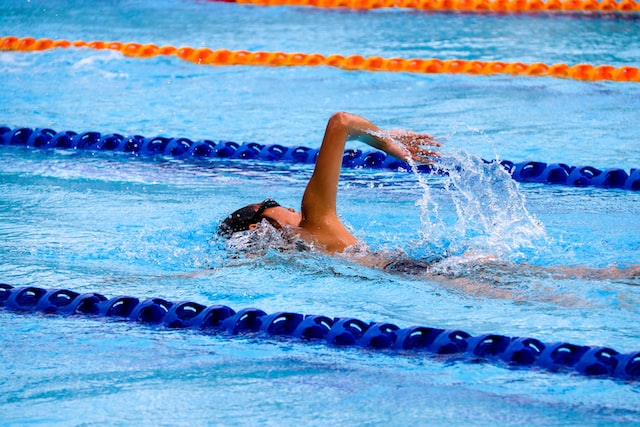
<box><xmin>1</xmin><ymin>126</ymin><xmax>639</xmax><ymax>191</ymax></box>
<box><xmin>1</xmin><ymin>284</ymin><xmax>639</xmax><ymax>381</ymax></box>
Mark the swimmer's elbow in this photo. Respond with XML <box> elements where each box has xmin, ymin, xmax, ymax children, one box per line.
<box><xmin>327</xmin><ymin>112</ymin><xmax>351</xmax><ymax>131</ymax></box>
<box><xmin>327</xmin><ymin>112</ymin><xmax>369</xmax><ymax>141</ymax></box>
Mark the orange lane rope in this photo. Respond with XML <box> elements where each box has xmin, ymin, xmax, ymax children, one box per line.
<box><xmin>233</xmin><ymin>0</ymin><xmax>640</xmax><ymax>13</ymax></box>
<box><xmin>1</xmin><ymin>36</ymin><xmax>639</xmax><ymax>83</ymax></box>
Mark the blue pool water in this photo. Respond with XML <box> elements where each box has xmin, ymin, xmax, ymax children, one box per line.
<box><xmin>1</xmin><ymin>0</ymin><xmax>640</xmax><ymax>425</ymax></box>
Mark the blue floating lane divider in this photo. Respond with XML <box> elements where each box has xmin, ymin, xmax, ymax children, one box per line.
<box><xmin>1</xmin><ymin>284</ymin><xmax>639</xmax><ymax>381</ymax></box>
<box><xmin>1</xmin><ymin>126</ymin><xmax>639</xmax><ymax>191</ymax></box>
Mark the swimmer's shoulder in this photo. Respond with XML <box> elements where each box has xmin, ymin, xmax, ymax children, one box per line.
<box><xmin>293</xmin><ymin>223</ymin><xmax>358</xmax><ymax>255</ymax></box>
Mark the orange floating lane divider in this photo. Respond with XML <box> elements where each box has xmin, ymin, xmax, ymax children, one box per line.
<box><xmin>232</xmin><ymin>0</ymin><xmax>640</xmax><ymax>13</ymax></box>
<box><xmin>1</xmin><ymin>36</ymin><xmax>639</xmax><ymax>83</ymax></box>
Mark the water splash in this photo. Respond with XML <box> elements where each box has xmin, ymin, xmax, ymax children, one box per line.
<box><xmin>223</xmin><ymin>220</ymin><xmax>312</xmax><ymax>257</ymax></box>
<box><xmin>449</xmin><ymin>151</ymin><xmax>544</xmax><ymax>257</ymax></box>
<box><xmin>393</xmin><ymin>130</ymin><xmax>547</xmax><ymax>264</ymax></box>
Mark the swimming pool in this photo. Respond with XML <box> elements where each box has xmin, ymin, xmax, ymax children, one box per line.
<box><xmin>1</xmin><ymin>0</ymin><xmax>640</xmax><ymax>425</ymax></box>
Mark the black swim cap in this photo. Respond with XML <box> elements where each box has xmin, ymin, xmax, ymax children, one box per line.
<box><xmin>218</xmin><ymin>199</ymin><xmax>281</xmax><ymax>237</ymax></box>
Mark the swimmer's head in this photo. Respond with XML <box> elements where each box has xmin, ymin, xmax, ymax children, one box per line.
<box><xmin>218</xmin><ymin>199</ymin><xmax>283</xmax><ymax>237</ymax></box>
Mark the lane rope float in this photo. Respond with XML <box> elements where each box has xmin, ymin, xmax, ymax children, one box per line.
<box><xmin>1</xmin><ymin>126</ymin><xmax>638</xmax><ymax>191</ymax></box>
<box><xmin>2</xmin><ymin>36</ymin><xmax>639</xmax><ymax>83</ymax></box>
<box><xmin>1</xmin><ymin>284</ymin><xmax>639</xmax><ymax>381</ymax></box>
<box><xmin>222</xmin><ymin>0</ymin><xmax>640</xmax><ymax>14</ymax></box>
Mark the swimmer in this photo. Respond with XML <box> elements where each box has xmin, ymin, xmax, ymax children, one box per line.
<box><xmin>219</xmin><ymin>112</ymin><xmax>440</xmax><ymax>257</ymax></box>
<box><xmin>218</xmin><ymin>112</ymin><xmax>639</xmax><ymax>283</ymax></box>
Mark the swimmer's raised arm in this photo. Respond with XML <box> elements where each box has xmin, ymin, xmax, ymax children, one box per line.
<box><xmin>298</xmin><ymin>112</ymin><xmax>440</xmax><ymax>253</ymax></box>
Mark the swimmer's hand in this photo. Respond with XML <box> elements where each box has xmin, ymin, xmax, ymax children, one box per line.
<box><xmin>387</xmin><ymin>130</ymin><xmax>441</xmax><ymax>164</ymax></box>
